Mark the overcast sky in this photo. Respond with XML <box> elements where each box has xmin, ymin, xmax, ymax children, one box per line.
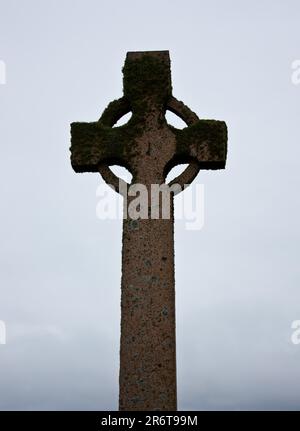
<box><xmin>0</xmin><ymin>0</ymin><xmax>300</xmax><ymax>410</ymax></box>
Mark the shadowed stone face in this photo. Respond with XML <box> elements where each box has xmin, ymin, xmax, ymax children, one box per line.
<box><xmin>70</xmin><ymin>51</ymin><xmax>227</xmax><ymax>411</ymax></box>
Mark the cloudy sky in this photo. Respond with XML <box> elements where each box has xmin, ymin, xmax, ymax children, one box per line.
<box><xmin>0</xmin><ymin>0</ymin><xmax>300</xmax><ymax>410</ymax></box>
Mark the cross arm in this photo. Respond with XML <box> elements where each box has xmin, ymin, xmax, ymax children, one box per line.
<box><xmin>70</xmin><ymin>121</ymin><xmax>131</xmax><ymax>173</ymax></box>
<box><xmin>173</xmin><ymin>119</ymin><xmax>227</xmax><ymax>169</ymax></box>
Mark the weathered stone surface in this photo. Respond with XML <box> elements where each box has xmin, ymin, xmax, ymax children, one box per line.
<box><xmin>70</xmin><ymin>51</ymin><xmax>228</xmax><ymax>411</ymax></box>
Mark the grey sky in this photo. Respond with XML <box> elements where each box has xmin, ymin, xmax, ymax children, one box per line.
<box><xmin>0</xmin><ymin>0</ymin><xmax>300</xmax><ymax>410</ymax></box>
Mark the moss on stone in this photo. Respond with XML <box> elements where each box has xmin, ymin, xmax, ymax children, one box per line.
<box><xmin>171</xmin><ymin>120</ymin><xmax>227</xmax><ymax>168</ymax></box>
<box><xmin>71</xmin><ymin>118</ymin><xmax>143</xmax><ymax>172</ymax></box>
<box><xmin>99</xmin><ymin>97</ymin><xmax>130</xmax><ymax>127</ymax></box>
<box><xmin>122</xmin><ymin>53</ymin><xmax>172</xmax><ymax>114</ymax></box>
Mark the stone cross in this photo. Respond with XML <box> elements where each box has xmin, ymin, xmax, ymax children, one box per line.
<box><xmin>70</xmin><ymin>51</ymin><xmax>227</xmax><ymax>411</ymax></box>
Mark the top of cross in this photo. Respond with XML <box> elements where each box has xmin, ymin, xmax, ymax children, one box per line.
<box><xmin>70</xmin><ymin>50</ymin><xmax>227</xmax><ymax>190</ymax></box>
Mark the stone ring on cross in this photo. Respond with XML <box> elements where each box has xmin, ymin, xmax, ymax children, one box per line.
<box><xmin>96</xmin><ymin>93</ymin><xmax>203</xmax><ymax>195</ymax></box>
<box><xmin>70</xmin><ymin>51</ymin><xmax>227</xmax><ymax>411</ymax></box>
